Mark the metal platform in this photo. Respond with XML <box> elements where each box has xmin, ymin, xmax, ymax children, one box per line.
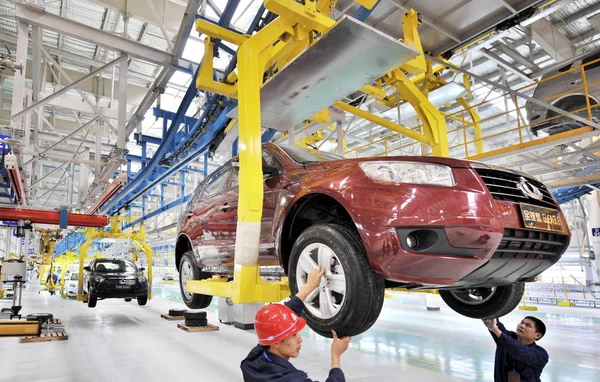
<box><xmin>229</xmin><ymin>16</ymin><xmax>419</xmax><ymax>131</ymax></box>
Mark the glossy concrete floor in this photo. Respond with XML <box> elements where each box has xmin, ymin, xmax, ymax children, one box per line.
<box><xmin>1</xmin><ymin>284</ymin><xmax>599</xmax><ymax>382</ymax></box>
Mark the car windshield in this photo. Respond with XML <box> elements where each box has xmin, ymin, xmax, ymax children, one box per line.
<box><xmin>278</xmin><ymin>144</ymin><xmax>345</xmax><ymax>164</ymax></box>
<box><xmin>95</xmin><ymin>260</ymin><xmax>137</xmax><ymax>272</ymax></box>
<box><xmin>70</xmin><ymin>273</ymin><xmax>78</xmax><ymax>280</ymax></box>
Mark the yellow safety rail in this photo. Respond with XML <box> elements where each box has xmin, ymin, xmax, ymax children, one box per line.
<box><xmin>345</xmin><ymin>57</ymin><xmax>600</xmax><ymax>169</ymax></box>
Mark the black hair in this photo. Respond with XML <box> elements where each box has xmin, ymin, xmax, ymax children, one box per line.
<box><xmin>525</xmin><ymin>316</ymin><xmax>546</xmax><ymax>339</ymax></box>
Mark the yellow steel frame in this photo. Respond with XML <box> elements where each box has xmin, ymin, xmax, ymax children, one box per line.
<box><xmin>75</xmin><ymin>218</ymin><xmax>153</xmax><ymax>302</ymax></box>
<box><xmin>0</xmin><ymin>320</ymin><xmax>39</xmax><ymax>336</ymax></box>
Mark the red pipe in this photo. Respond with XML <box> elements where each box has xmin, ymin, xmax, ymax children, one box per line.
<box><xmin>0</xmin><ymin>207</ymin><xmax>108</xmax><ymax>227</ymax></box>
<box><xmin>7</xmin><ymin>168</ymin><xmax>27</xmax><ymax>206</ymax></box>
<box><xmin>88</xmin><ymin>180</ymin><xmax>122</xmax><ymax>215</ymax></box>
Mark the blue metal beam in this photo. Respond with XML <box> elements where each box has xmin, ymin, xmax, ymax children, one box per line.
<box><xmin>354</xmin><ymin>0</ymin><xmax>381</xmax><ymax>22</ymax></box>
<box><xmin>99</xmin><ymin>6</ymin><xmax>269</xmax><ymax>216</ymax></box>
<box><xmin>123</xmin><ymin>193</ymin><xmax>192</xmax><ymax>230</ymax></box>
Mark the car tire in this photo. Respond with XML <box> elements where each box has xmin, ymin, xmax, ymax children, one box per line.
<box><xmin>439</xmin><ymin>282</ymin><xmax>525</xmax><ymax>319</ymax></box>
<box><xmin>185</xmin><ymin>318</ymin><xmax>208</xmax><ymax>327</ymax></box>
<box><xmin>137</xmin><ymin>295</ymin><xmax>148</xmax><ymax>306</ymax></box>
<box><xmin>87</xmin><ymin>292</ymin><xmax>97</xmax><ymax>308</ymax></box>
<box><xmin>26</xmin><ymin>313</ymin><xmax>54</xmax><ymax>322</ymax></box>
<box><xmin>169</xmin><ymin>308</ymin><xmax>187</xmax><ymax>317</ymax></box>
<box><xmin>184</xmin><ymin>310</ymin><xmax>207</xmax><ymax>320</ymax></box>
<box><xmin>124</xmin><ymin>298</ymin><xmax>132</xmax><ymax>302</ymax></box>
<box><xmin>288</xmin><ymin>223</ymin><xmax>385</xmax><ymax>338</ymax></box>
<box><xmin>178</xmin><ymin>250</ymin><xmax>213</xmax><ymax>309</ymax></box>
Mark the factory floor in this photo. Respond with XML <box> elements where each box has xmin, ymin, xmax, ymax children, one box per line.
<box><xmin>1</xmin><ymin>282</ymin><xmax>599</xmax><ymax>382</ymax></box>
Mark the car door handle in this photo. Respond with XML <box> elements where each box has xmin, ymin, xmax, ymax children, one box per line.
<box><xmin>219</xmin><ymin>203</ymin><xmax>230</xmax><ymax>212</ymax></box>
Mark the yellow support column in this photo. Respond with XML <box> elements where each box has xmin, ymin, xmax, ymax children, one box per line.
<box><xmin>232</xmin><ymin>40</ymin><xmax>263</xmax><ymax>303</ymax></box>
<box><xmin>132</xmin><ymin>233</ymin><xmax>153</xmax><ymax>300</ymax></box>
<box><xmin>59</xmin><ymin>262</ymin><xmax>68</xmax><ymax>298</ymax></box>
<box><xmin>457</xmin><ymin>98</ymin><xmax>483</xmax><ymax>155</ymax></box>
<box><xmin>77</xmin><ymin>237</ymin><xmax>93</xmax><ymax>302</ymax></box>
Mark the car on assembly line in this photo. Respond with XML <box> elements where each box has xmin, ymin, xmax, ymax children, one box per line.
<box><xmin>176</xmin><ymin>143</ymin><xmax>570</xmax><ymax>337</ymax></box>
<box><xmin>83</xmin><ymin>258</ymin><xmax>149</xmax><ymax>308</ymax></box>
<box><xmin>527</xmin><ymin>50</ymin><xmax>600</xmax><ymax>136</ymax></box>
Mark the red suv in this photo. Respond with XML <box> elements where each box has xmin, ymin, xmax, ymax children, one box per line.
<box><xmin>176</xmin><ymin>143</ymin><xmax>570</xmax><ymax>337</ymax></box>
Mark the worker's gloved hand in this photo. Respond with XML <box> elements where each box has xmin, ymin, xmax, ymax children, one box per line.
<box><xmin>331</xmin><ymin>330</ymin><xmax>351</xmax><ymax>357</ymax></box>
<box><xmin>482</xmin><ymin>318</ymin><xmax>498</xmax><ymax>330</ymax></box>
<box><xmin>306</xmin><ymin>268</ymin><xmax>325</xmax><ymax>291</ymax></box>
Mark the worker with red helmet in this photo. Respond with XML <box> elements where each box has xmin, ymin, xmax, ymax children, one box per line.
<box><xmin>240</xmin><ymin>268</ymin><xmax>350</xmax><ymax>381</ymax></box>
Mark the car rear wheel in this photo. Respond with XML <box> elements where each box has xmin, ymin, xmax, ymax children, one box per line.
<box><xmin>439</xmin><ymin>282</ymin><xmax>525</xmax><ymax>319</ymax></box>
<box><xmin>288</xmin><ymin>224</ymin><xmax>385</xmax><ymax>338</ymax></box>
<box><xmin>137</xmin><ymin>295</ymin><xmax>148</xmax><ymax>306</ymax></box>
<box><xmin>178</xmin><ymin>250</ymin><xmax>213</xmax><ymax>309</ymax></box>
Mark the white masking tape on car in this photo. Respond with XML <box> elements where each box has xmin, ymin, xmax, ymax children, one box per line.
<box><xmin>234</xmin><ymin>221</ymin><xmax>262</xmax><ymax>265</ymax></box>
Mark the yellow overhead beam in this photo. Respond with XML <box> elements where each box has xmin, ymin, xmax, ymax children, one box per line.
<box><xmin>264</xmin><ymin>0</ymin><xmax>335</xmax><ymax>34</ymax></box>
<box><xmin>355</xmin><ymin>0</ymin><xmax>378</xmax><ymax>9</ymax></box>
<box><xmin>400</xmin><ymin>9</ymin><xmax>427</xmax><ymax>76</ymax></box>
<box><xmin>197</xmin><ymin>38</ymin><xmax>237</xmax><ymax>98</ymax></box>
<box><xmin>468</xmin><ymin>126</ymin><xmax>595</xmax><ymax>161</ymax></box>
<box><xmin>333</xmin><ymin>101</ymin><xmax>430</xmax><ymax>145</ymax></box>
<box><xmin>195</xmin><ymin>19</ymin><xmax>249</xmax><ymax>46</ymax></box>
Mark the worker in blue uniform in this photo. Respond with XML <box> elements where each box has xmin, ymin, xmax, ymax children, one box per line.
<box><xmin>483</xmin><ymin>316</ymin><xmax>548</xmax><ymax>382</ymax></box>
<box><xmin>241</xmin><ymin>268</ymin><xmax>350</xmax><ymax>381</ymax></box>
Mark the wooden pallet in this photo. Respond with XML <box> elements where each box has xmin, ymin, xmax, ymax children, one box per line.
<box><xmin>19</xmin><ymin>318</ymin><xmax>68</xmax><ymax>343</ymax></box>
<box><xmin>161</xmin><ymin>314</ymin><xmax>185</xmax><ymax>321</ymax></box>
<box><xmin>20</xmin><ymin>330</ymin><xmax>69</xmax><ymax>343</ymax></box>
<box><xmin>177</xmin><ymin>323</ymin><xmax>219</xmax><ymax>333</ymax></box>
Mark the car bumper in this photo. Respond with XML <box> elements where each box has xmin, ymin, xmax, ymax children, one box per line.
<box><xmin>347</xmin><ymin>168</ymin><xmax>570</xmax><ymax>287</ymax></box>
<box><xmin>90</xmin><ymin>284</ymin><xmax>148</xmax><ymax>298</ymax></box>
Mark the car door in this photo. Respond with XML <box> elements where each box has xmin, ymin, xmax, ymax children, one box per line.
<box><xmin>194</xmin><ymin>164</ymin><xmax>232</xmax><ymax>265</ymax></box>
<box><xmin>219</xmin><ymin>149</ymin><xmax>281</xmax><ymax>266</ymax></box>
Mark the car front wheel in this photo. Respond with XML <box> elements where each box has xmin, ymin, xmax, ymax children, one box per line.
<box><xmin>288</xmin><ymin>224</ymin><xmax>385</xmax><ymax>338</ymax></box>
<box><xmin>439</xmin><ymin>282</ymin><xmax>525</xmax><ymax>319</ymax></box>
<box><xmin>87</xmin><ymin>289</ymin><xmax>97</xmax><ymax>308</ymax></box>
<box><xmin>178</xmin><ymin>250</ymin><xmax>213</xmax><ymax>309</ymax></box>
<box><xmin>137</xmin><ymin>295</ymin><xmax>148</xmax><ymax>306</ymax></box>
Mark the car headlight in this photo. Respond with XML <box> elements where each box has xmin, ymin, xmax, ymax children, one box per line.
<box><xmin>93</xmin><ymin>275</ymin><xmax>105</xmax><ymax>283</ymax></box>
<box><xmin>359</xmin><ymin>161</ymin><xmax>455</xmax><ymax>186</ymax></box>
<box><xmin>138</xmin><ymin>276</ymin><xmax>147</xmax><ymax>283</ymax></box>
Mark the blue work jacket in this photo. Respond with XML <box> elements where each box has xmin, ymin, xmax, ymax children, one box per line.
<box><xmin>491</xmin><ymin>320</ymin><xmax>549</xmax><ymax>382</ymax></box>
<box><xmin>240</xmin><ymin>296</ymin><xmax>345</xmax><ymax>382</ymax></box>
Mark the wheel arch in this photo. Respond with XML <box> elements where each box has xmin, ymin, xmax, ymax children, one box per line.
<box><xmin>278</xmin><ymin>192</ymin><xmax>360</xmax><ymax>274</ymax></box>
<box><xmin>175</xmin><ymin>234</ymin><xmax>193</xmax><ymax>271</ymax></box>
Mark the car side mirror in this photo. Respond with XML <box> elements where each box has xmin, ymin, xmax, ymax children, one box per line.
<box><xmin>83</xmin><ymin>266</ymin><xmax>91</xmax><ymax>272</ymax></box>
<box><xmin>139</xmin><ymin>267</ymin><xmax>145</xmax><ymax>272</ymax></box>
<box><xmin>263</xmin><ymin>165</ymin><xmax>280</xmax><ymax>177</ymax></box>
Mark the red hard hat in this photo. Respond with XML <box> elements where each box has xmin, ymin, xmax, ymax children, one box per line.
<box><xmin>255</xmin><ymin>304</ymin><xmax>306</xmax><ymax>345</ymax></box>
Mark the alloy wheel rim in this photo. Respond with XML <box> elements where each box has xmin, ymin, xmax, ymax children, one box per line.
<box><xmin>296</xmin><ymin>243</ymin><xmax>347</xmax><ymax>319</ymax></box>
<box><xmin>180</xmin><ymin>259</ymin><xmax>193</xmax><ymax>300</ymax></box>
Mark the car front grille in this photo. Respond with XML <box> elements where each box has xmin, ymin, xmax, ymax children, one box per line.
<box><xmin>474</xmin><ymin>168</ymin><xmax>557</xmax><ymax>209</ymax></box>
<box><xmin>492</xmin><ymin>228</ymin><xmax>569</xmax><ymax>261</ymax></box>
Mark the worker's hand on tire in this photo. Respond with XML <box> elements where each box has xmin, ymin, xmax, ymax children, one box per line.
<box><xmin>331</xmin><ymin>330</ymin><xmax>351</xmax><ymax>357</ymax></box>
<box><xmin>482</xmin><ymin>318</ymin><xmax>498</xmax><ymax>330</ymax></box>
<box><xmin>306</xmin><ymin>268</ymin><xmax>325</xmax><ymax>291</ymax></box>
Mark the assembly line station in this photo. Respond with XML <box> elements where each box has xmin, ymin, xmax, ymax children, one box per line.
<box><xmin>1</xmin><ymin>0</ymin><xmax>600</xmax><ymax>381</ymax></box>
